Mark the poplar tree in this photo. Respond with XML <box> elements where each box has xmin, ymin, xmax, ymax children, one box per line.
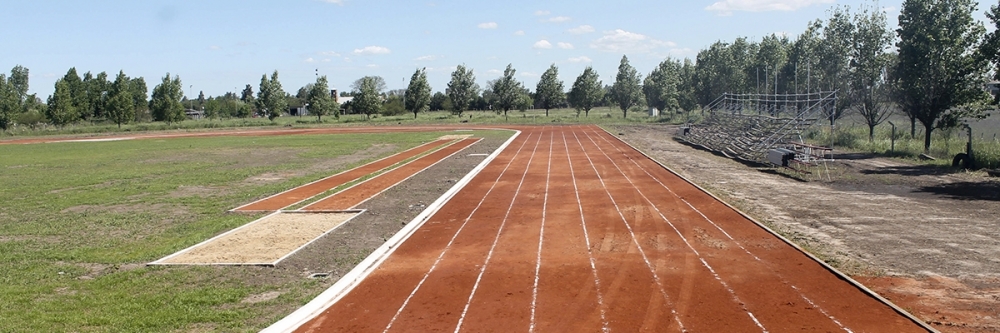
<box><xmin>447</xmin><ymin>65</ymin><xmax>479</xmax><ymax>117</ymax></box>
<box><xmin>405</xmin><ymin>68</ymin><xmax>431</xmax><ymax>119</ymax></box>
<box><xmin>610</xmin><ymin>55</ymin><xmax>644</xmax><ymax>118</ymax></box>
<box><xmin>106</xmin><ymin>71</ymin><xmax>134</xmax><ymax>128</ymax></box>
<box><xmin>568</xmin><ymin>66</ymin><xmax>604</xmax><ymax>117</ymax></box>
<box><xmin>46</xmin><ymin>79</ymin><xmax>78</xmax><ymax>127</ymax></box>
<box><xmin>535</xmin><ymin>64</ymin><xmax>565</xmax><ymax>117</ymax></box>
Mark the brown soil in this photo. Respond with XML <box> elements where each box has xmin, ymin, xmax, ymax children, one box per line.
<box><xmin>156</xmin><ymin>212</ymin><xmax>358</xmax><ymax>265</ymax></box>
<box><xmin>614</xmin><ymin>124</ymin><xmax>1000</xmax><ymax>332</ymax></box>
<box><xmin>294</xmin><ymin>126</ymin><xmax>926</xmax><ymax>332</ymax></box>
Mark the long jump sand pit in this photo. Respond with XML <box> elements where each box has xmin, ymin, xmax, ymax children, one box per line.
<box><xmin>151</xmin><ymin>211</ymin><xmax>361</xmax><ymax>266</ymax></box>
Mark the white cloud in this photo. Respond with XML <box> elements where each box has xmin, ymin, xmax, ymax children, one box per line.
<box><xmin>545</xmin><ymin>16</ymin><xmax>571</xmax><ymax>23</ymax></box>
<box><xmin>320</xmin><ymin>0</ymin><xmax>345</xmax><ymax>5</ymax></box>
<box><xmin>208</xmin><ymin>45</ymin><xmax>221</xmax><ymax>50</ymax></box>
<box><xmin>415</xmin><ymin>55</ymin><xmax>438</xmax><ymax>61</ymax></box>
<box><xmin>568</xmin><ymin>25</ymin><xmax>595</xmax><ymax>34</ymax></box>
<box><xmin>513</xmin><ymin>30</ymin><xmax>525</xmax><ymax>36</ymax></box>
<box><xmin>320</xmin><ymin>51</ymin><xmax>341</xmax><ymax>57</ymax></box>
<box><xmin>535</xmin><ymin>10</ymin><xmax>550</xmax><ymax>16</ymax></box>
<box><xmin>882</xmin><ymin>6</ymin><xmax>897</xmax><ymax>13</ymax></box>
<box><xmin>322</xmin><ymin>58</ymin><xmax>332</xmax><ymax>62</ymax></box>
<box><xmin>366</xmin><ymin>64</ymin><xmax>378</xmax><ymax>68</ymax></box>
<box><xmin>568</xmin><ymin>56</ymin><xmax>592</xmax><ymax>63</ymax></box>
<box><xmin>590</xmin><ymin>29</ymin><xmax>675</xmax><ymax>53</ymax></box>
<box><xmin>533</xmin><ymin>40</ymin><xmax>553</xmax><ymax>49</ymax></box>
<box><xmin>305</xmin><ymin>57</ymin><xmax>316</xmax><ymax>63</ymax></box>
<box><xmin>520</xmin><ymin>72</ymin><xmax>539</xmax><ymax>78</ymax></box>
<box><xmin>352</xmin><ymin>46</ymin><xmax>390</xmax><ymax>55</ymax></box>
<box><xmin>557</xmin><ymin>42</ymin><xmax>574</xmax><ymax>49</ymax></box>
<box><xmin>705</xmin><ymin>0</ymin><xmax>835</xmax><ymax>15</ymax></box>
<box><xmin>478</xmin><ymin>22</ymin><xmax>498</xmax><ymax>29</ymax></box>
<box><xmin>487</xmin><ymin>69</ymin><xmax>503</xmax><ymax>75</ymax></box>
<box><xmin>426</xmin><ymin>66</ymin><xmax>457</xmax><ymax>73</ymax></box>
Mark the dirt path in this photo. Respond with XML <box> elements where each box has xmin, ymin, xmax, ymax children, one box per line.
<box><xmin>615</xmin><ymin>124</ymin><xmax>1000</xmax><ymax>333</ymax></box>
<box><xmin>289</xmin><ymin>125</ymin><xmax>927</xmax><ymax>332</ymax></box>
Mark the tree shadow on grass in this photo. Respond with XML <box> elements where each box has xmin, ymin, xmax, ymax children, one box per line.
<box><xmin>916</xmin><ymin>182</ymin><xmax>1000</xmax><ymax>201</ymax></box>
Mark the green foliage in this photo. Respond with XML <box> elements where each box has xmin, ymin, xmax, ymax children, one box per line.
<box><xmin>149</xmin><ymin>73</ymin><xmax>185</xmax><ymax>123</ymax></box>
<box><xmin>850</xmin><ymin>3</ymin><xmax>895</xmax><ymax>141</ymax></box>
<box><xmin>405</xmin><ymin>68</ymin><xmax>431</xmax><ymax>119</ymax></box>
<box><xmin>352</xmin><ymin>76</ymin><xmax>384</xmax><ymax>119</ymax></box>
<box><xmin>106</xmin><ymin>71</ymin><xmax>135</xmax><ymax>129</ymax></box>
<box><xmin>257</xmin><ymin>71</ymin><xmax>287</xmax><ymax>121</ymax></box>
<box><xmin>382</xmin><ymin>95</ymin><xmax>406</xmax><ymax>116</ymax></box>
<box><xmin>894</xmin><ymin>0</ymin><xmax>988</xmax><ymax>151</ymax></box>
<box><xmin>83</xmin><ymin>71</ymin><xmax>110</xmax><ymax>121</ymax></box>
<box><xmin>9</xmin><ymin>65</ymin><xmax>29</xmax><ymax>107</ymax></box>
<box><xmin>306</xmin><ymin>75</ymin><xmax>338</xmax><ymax>121</ymax></box>
<box><xmin>643</xmin><ymin>58</ymin><xmax>682</xmax><ymax>113</ymax></box>
<box><xmin>535</xmin><ymin>64</ymin><xmax>566</xmax><ymax>116</ymax></box>
<box><xmin>429</xmin><ymin>91</ymin><xmax>451</xmax><ymax>111</ymax></box>
<box><xmin>447</xmin><ymin>65</ymin><xmax>479</xmax><ymax>116</ymax></box>
<box><xmin>0</xmin><ymin>74</ymin><xmax>17</xmax><ymax>131</ymax></box>
<box><xmin>610</xmin><ymin>55</ymin><xmax>644</xmax><ymax>118</ymax></box>
<box><xmin>568</xmin><ymin>66</ymin><xmax>604</xmax><ymax>117</ymax></box>
<box><xmin>486</xmin><ymin>64</ymin><xmax>525</xmax><ymax>118</ymax></box>
<box><xmin>46</xmin><ymin>79</ymin><xmax>78</xmax><ymax>127</ymax></box>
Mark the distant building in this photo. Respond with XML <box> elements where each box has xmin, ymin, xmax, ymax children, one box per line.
<box><xmin>185</xmin><ymin>109</ymin><xmax>204</xmax><ymax>119</ymax></box>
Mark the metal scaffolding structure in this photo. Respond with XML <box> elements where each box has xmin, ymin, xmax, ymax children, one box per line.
<box><xmin>678</xmin><ymin>91</ymin><xmax>837</xmax><ymax>164</ymax></box>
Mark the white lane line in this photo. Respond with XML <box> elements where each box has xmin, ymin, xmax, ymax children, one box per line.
<box><xmin>587</xmin><ymin>128</ymin><xmax>853</xmax><ymax>332</ymax></box>
<box><xmin>570</xmin><ymin>130</ymin><xmax>687</xmax><ymax>332</ymax></box>
<box><xmin>453</xmin><ymin>131</ymin><xmax>544</xmax><ymax>333</ymax></box>
<box><xmin>563</xmin><ymin>129</ymin><xmax>611</xmax><ymax>332</ymax></box>
<box><xmin>578</xmin><ymin>128</ymin><xmax>764</xmax><ymax>332</ymax></box>
<box><xmin>381</xmin><ymin>132</ymin><xmax>536</xmax><ymax>333</ymax></box>
<box><xmin>529</xmin><ymin>130</ymin><xmax>554</xmax><ymax>333</ymax></box>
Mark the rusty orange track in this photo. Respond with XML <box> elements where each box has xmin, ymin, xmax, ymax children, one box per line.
<box><xmin>234</xmin><ymin>139</ymin><xmax>454</xmax><ymax>212</ymax></box>
<box><xmin>290</xmin><ymin>125</ymin><xmax>929</xmax><ymax>332</ymax></box>
<box><xmin>300</xmin><ymin>138</ymin><xmax>480</xmax><ymax>211</ymax></box>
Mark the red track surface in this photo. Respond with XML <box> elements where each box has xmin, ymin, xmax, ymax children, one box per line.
<box><xmin>234</xmin><ymin>139</ymin><xmax>454</xmax><ymax>212</ymax></box>
<box><xmin>292</xmin><ymin>125</ymin><xmax>928</xmax><ymax>332</ymax></box>
<box><xmin>300</xmin><ymin>138</ymin><xmax>479</xmax><ymax>211</ymax></box>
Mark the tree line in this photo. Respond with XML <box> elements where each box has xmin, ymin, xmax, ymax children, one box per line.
<box><xmin>3</xmin><ymin>0</ymin><xmax>999</xmax><ymax>152</ymax></box>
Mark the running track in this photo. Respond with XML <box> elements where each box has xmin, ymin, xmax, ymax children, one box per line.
<box><xmin>289</xmin><ymin>125</ymin><xmax>929</xmax><ymax>332</ymax></box>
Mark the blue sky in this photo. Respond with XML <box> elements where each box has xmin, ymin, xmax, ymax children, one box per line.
<box><xmin>1</xmin><ymin>0</ymin><xmax>941</xmax><ymax>99</ymax></box>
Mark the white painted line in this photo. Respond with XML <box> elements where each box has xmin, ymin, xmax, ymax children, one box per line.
<box><xmin>529</xmin><ymin>131</ymin><xmax>553</xmax><ymax>333</ymax></box>
<box><xmin>572</xmin><ymin>129</ymin><xmax>689</xmax><ymax>331</ymax></box>
<box><xmin>588</xmin><ymin>128</ymin><xmax>853</xmax><ymax>332</ymax></box>
<box><xmin>453</xmin><ymin>131</ymin><xmax>543</xmax><ymax>333</ymax></box>
<box><xmin>63</xmin><ymin>137</ymin><xmax>135</xmax><ymax>142</ymax></box>
<box><xmin>561</xmin><ymin>129</ymin><xmax>610</xmax><ymax>332</ymax></box>
<box><xmin>230</xmin><ymin>139</ymin><xmax>448</xmax><ymax>212</ymax></box>
<box><xmin>381</xmin><ymin>132</ymin><xmax>533</xmax><ymax>333</ymax></box>
<box><xmin>600</xmin><ymin>125</ymin><xmax>938</xmax><ymax>333</ymax></box>
<box><xmin>260</xmin><ymin>130</ymin><xmax>521</xmax><ymax>333</ymax></box>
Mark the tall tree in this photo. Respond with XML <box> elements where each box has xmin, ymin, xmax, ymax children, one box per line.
<box><xmin>352</xmin><ymin>76</ymin><xmax>385</xmax><ymax>119</ymax></box>
<box><xmin>568</xmin><ymin>66</ymin><xmax>604</xmax><ymax>117</ymax></box>
<box><xmin>9</xmin><ymin>65</ymin><xmax>29</xmax><ymax>109</ymax></box>
<box><xmin>257</xmin><ymin>71</ymin><xmax>287</xmax><ymax>121</ymax></box>
<box><xmin>405</xmin><ymin>68</ymin><xmax>432</xmax><ymax>119</ymax></box>
<box><xmin>677</xmin><ymin>58</ymin><xmax>698</xmax><ymax>112</ymax></box>
<box><xmin>643</xmin><ymin>58</ymin><xmax>682</xmax><ymax>114</ymax></box>
<box><xmin>149</xmin><ymin>73</ymin><xmax>185</xmax><ymax>123</ymax></box>
<box><xmin>46</xmin><ymin>79</ymin><xmax>78</xmax><ymax>127</ymax></box>
<box><xmin>306</xmin><ymin>75</ymin><xmax>338</xmax><ymax>121</ymax></box>
<box><xmin>894</xmin><ymin>0</ymin><xmax>988</xmax><ymax>152</ymax></box>
<box><xmin>129</xmin><ymin>77</ymin><xmax>148</xmax><ymax>122</ymax></box>
<box><xmin>84</xmin><ymin>71</ymin><xmax>110</xmax><ymax>120</ymax></box>
<box><xmin>850</xmin><ymin>3</ymin><xmax>895</xmax><ymax>141</ymax></box>
<box><xmin>610</xmin><ymin>55</ymin><xmax>644</xmax><ymax>118</ymax></box>
<box><xmin>106</xmin><ymin>71</ymin><xmax>135</xmax><ymax>128</ymax></box>
<box><xmin>489</xmin><ymin>64</ymin><xmax>525</xmax><ymax>119</ymax></box>
<box><xmin>535</xmin><ymin>64</ymin><xmax>566</xmax><ymax>117</ymax></box>
<box><xmin>447</xmin><ymin>65</ymin><xmax>479</xmax><ymax>117</ymax></box>
<box><xmin>821</xmin><ymin>6</ymin><xmax>855</xmax><ymax>123</ymax></box>
<box><xmin>0</xmin><ymin>74</ymin><xmax>16</xmax><ymax>131</ymax></box>
<box><xmin>61</xmin><ymin>68</ymin><xmax>87</xmax><ymax>114</ymax></box>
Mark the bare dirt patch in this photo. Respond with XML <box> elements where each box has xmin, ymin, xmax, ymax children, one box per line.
<box><xmin>614</xmin><ymin>124</ymin><xmax>1000</xmax><ymax>332</ymax></box>
<box><xmin>156</xmin><ymin>212</ymin><xmax>359</xmax><ymax>265</ymax></box>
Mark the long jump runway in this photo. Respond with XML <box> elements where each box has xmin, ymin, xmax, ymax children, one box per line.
<box><xmin>280</xmin><ymin>125</ymin><xmax>930</xmax><ymax>332</ymax></box>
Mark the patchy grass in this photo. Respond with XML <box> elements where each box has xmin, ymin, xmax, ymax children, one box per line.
<box><xmin>0</xmin><ymin>130</ymin><xmax>505</xmax><ymax>332</ymax></box>
<box><xmin>804</xmin><ymin>122</ymin><xmax>1000</xmax><ymax>169</ymax></box>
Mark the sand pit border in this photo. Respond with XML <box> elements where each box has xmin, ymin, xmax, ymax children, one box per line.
<box><xmin>148</xmin><ymin>209</ymin><xmax>364</xmax><ymax>267</ymax></box>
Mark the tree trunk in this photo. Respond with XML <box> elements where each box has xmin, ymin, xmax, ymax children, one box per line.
<box><xmin>923</xmin><ymin>122</ymin><xmax>934</xmax><ymax>153</ymax></box>
<box><xmin>414</xmin><ymin>111</ymin><xmax>418</xmax><ymax>119</ymax></box>
<box><xmin>545</xmin><ymin>108</ymin><xmax>549</xmax><ymax>117</ymax></box>
<box><xmin>910</xmin><ymin>117</ymin><xmax>917</xmax><ymax>139</ymax></box>
<box><xmin>868</xmin><ymin>124</ymin><xmax>875</xmax><ymax>143</ymax></box>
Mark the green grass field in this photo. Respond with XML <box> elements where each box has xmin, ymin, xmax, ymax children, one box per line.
<box><xmin>0</xmin><ymin>130</ymin><xmax>510</xmax><ymax>332</ymax></box>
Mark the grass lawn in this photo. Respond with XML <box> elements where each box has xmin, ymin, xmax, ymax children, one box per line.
<box><xmin>0</xmin><ymin>130</ymin><xmax>506</xmax><ymax>332</ymax></box>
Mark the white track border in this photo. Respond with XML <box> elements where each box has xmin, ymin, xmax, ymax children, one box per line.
<box><xmin>599</xmin><ymin>125</ymin><xmax>938</xmax><ymax>333</ymax></box>
<box><xmin>261</xmin><ymin>130</ymin><xmax>521</xmax><ymax>333</ymax></box>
